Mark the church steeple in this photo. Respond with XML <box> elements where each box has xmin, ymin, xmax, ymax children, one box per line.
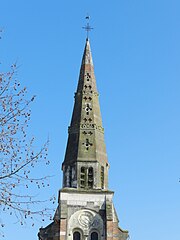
<box><xmin>62</xmin><ymin>38</ymin><xmax>109</xmax><ymax>190</ymax></box>
<box><xmin>38</xmin><ymin>36</ymin><xmax>129</xmax><ymax>240</ymax></box>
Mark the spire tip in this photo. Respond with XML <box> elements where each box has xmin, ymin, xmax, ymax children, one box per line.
<box><xmin>83</xmin><ymin>15</ymin><xmax>93</xmax><ymax>39</ymax></box>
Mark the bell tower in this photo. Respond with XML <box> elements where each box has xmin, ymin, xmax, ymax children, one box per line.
<box><xmin>38</xmin><ymin>38</ymin><xmax>128</xmax><ymax>240</ymax></box>
<box><xmin>62</xmin><ymin>38</ymin><xmax>108</xmax><ymax>191</ymax></box>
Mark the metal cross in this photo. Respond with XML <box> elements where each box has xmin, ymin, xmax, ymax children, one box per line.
<box><xmin>82</xmin><ymin>15</ymin><xmax>93</xmax><ymax>38</ymax></box>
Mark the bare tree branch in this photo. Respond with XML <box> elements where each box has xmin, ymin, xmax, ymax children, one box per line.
<box><xmin>0</xmin><ymin>64</ymin><xmax>55</xmax><ymax>235</ymax></box>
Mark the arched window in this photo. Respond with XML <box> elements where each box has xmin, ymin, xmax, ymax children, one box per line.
<box><xmin>101</xmin><ymin>166</ymin><xmax>104</xmax><ymax>189</ymax></box>
<box><xmin>73</xmin><ymin>231</ymin><xmax>81</xmax><ymax>240</ymax></box>
<box><xmin>91</xmin><ymin>232</ymin><xmax>98</xmax><ymax>240</ymax></box>
<box><xmin>80</xmin><ymin>167</ymin><xmax>85</xmax><ymax>188</ymax></box>
<box><xmin>69</xmin><ymin>166</ymin><xmax>72</xmax><ymax>187</ymax></box>
<box><xmin>80</xmin><ymin>166</ymin><xmax>94</xmax><ymax>189</ymax></box>
<box><xmin>88</xmin><ymin>167</ymin><xmax>93</xmax><ymax>189</ymax></box>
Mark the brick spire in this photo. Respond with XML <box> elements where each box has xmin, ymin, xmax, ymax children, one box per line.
<box><xmin>62</xmin><ymin>38</ymin><xmax>109</xmax><ymax>190</ymax></box>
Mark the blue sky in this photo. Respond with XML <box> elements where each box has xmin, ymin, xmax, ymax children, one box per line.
<box><xmin>1</xmin><ymin>0</ymin><xmax>180</xmax><ymax>239</ymax></box>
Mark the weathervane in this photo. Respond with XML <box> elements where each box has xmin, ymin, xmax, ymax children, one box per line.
<box><xmin>83</xmin><ymin>15</ymin><xmax>93</xmax><ymax>39</ymax></box>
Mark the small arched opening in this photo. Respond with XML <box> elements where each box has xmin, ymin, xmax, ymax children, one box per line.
<box><xmin>73</xmin><ymin>231</ymin><xmax>81</xmax><ymax>240</ymax></box>
<box><xmin>80</xmin><ymin>167</ymin><xmax>85</xmax><ymax>188</ymax></box>
<box><xmin>90</xmin><ymin>231</ymin><xmax>98</xmax><ymax>240</ymax></box>
<box><xmin>88</xmin><ymin>167</ymin><xmax>93</xmax><ymax>189</ymax></box>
